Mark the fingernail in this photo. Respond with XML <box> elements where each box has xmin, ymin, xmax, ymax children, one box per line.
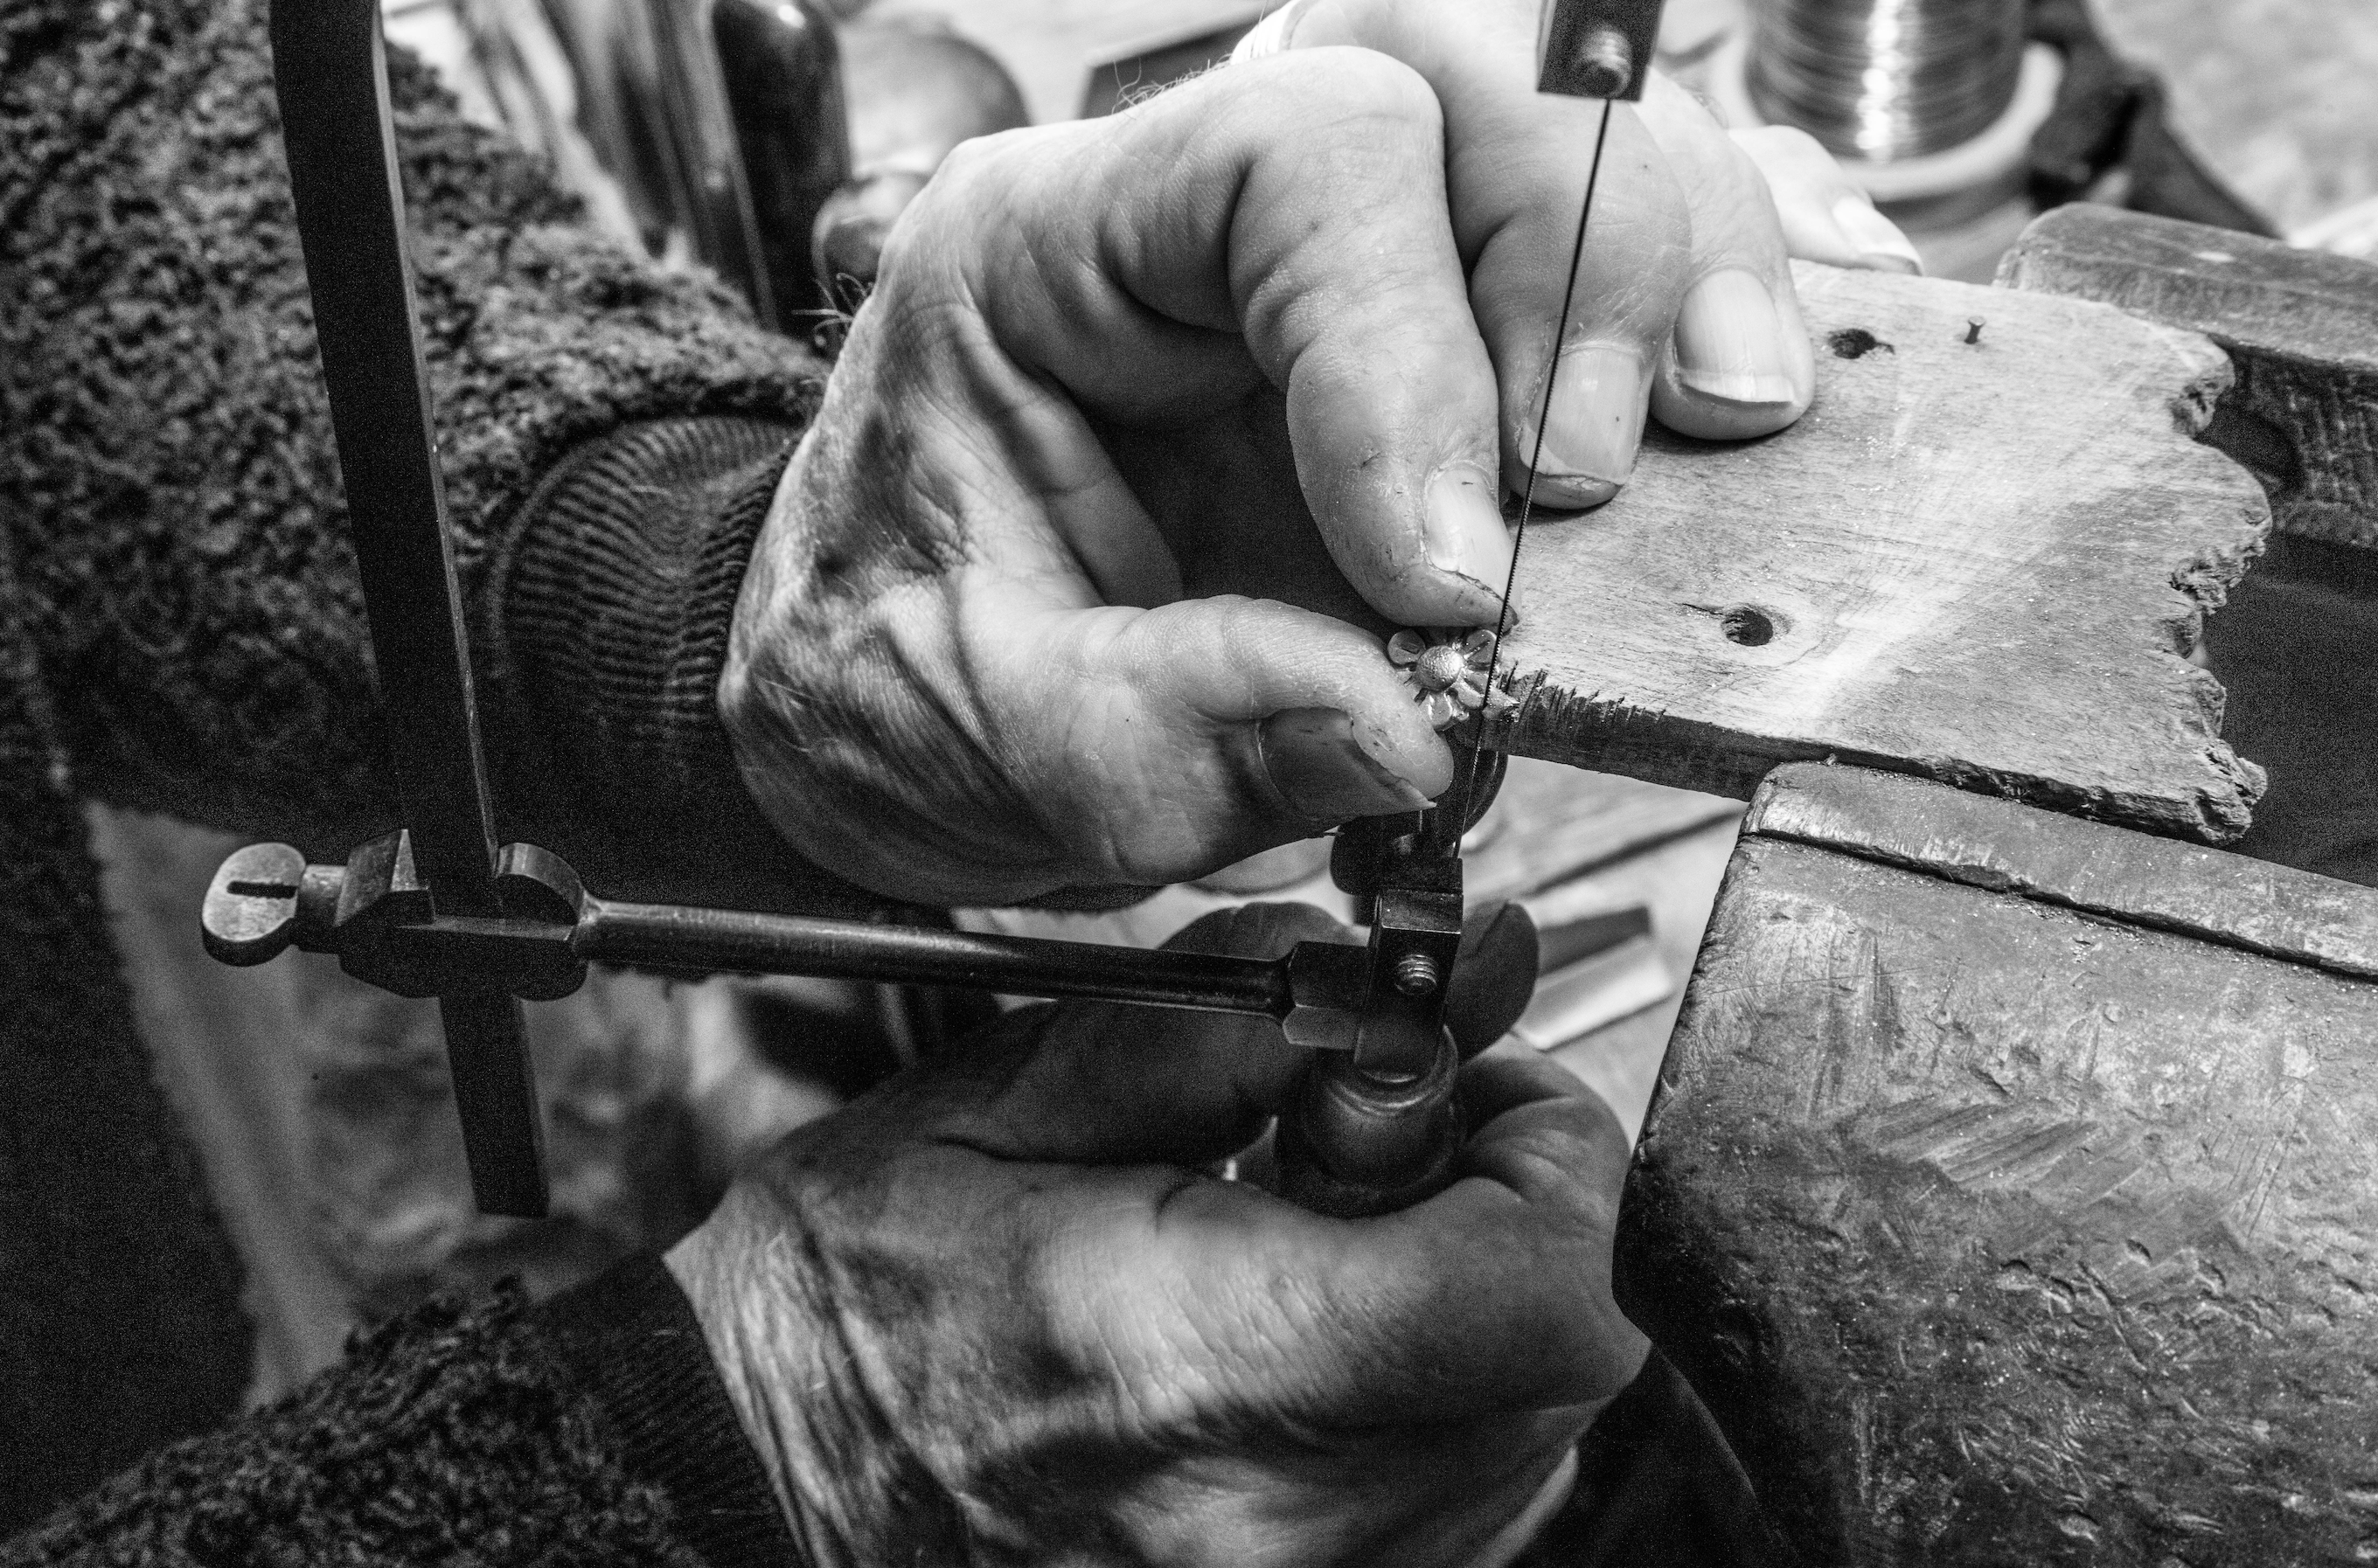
<box><xmin>1831</xmin><ymin>193</ymin><xmax>1923</xmax><ymax>274</ymax></box>
<box><xmin>1532</xmin><ymin>343</ymin><xmax>1647</xmax><ymax>507</ymax></box>
<box><xmin>1672</xmin><ymin>268</ymin><xmax>1800</xmax><ymax>409</ymax></box>
<box><xmin>1423</xmin><ymin>466</ymin><xmax>1517</xmax><ymax>600</ymax></box>
<box><xmin>1257</xmin><ymin>708</ymin><xmax>1432</xmax><ymax>824</ymax></box>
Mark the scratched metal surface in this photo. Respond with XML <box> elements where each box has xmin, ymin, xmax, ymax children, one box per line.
<box><xmin>1617</xmin><ymin>825</ymin><xmax>2378</xmax><ymax>1560</ymax></box>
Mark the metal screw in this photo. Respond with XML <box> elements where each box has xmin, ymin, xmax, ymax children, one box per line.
<box><xmin>1964</xmin><ymin>316</ymin><xmax>1985</xmax><ymax>344</ymax></box>
<box><xmin>202</xmin><ymin>842</ymin><xmax>307</xmax><ymax>966</ymax></box>
<box><xmin>1572</xmin><ymin>24</ymin><xmax>1633</xmax><ymax>98</ymax></box>
<box><xmin>1393</xmin><ymin>952</ymin><xmax>1440</xmax><ymax>998</ymax></box>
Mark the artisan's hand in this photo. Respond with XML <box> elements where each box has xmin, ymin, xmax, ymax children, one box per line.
<box><xmin>721</xmin><ymin>13</ymin><xmax>1913</xmax><ymax>907</ymax></box>
<box><xmin>724</xmin><ymin>52</ymin><xmax>1510</xmax><ymax>905</ymax></box>
<box><xmin>667</xmin><ymin>904</ymin><xmax>1647</xmax><ymax>1568</ymax></box>
<box><xmin>1236</xmin><ymin>0</ymin><xmax>1920</xmax><ymax>495</ymax></box>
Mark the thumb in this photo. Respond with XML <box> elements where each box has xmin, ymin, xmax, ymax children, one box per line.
<box><xmin>949</xmin><ymin>902</ymin><xmax>1349</xmax><ymax>1167</ymax></box>
<box><xmin>1011</xmin><ymin>595</ymin><xmax>1451</xmax><ymax>889</ymax></box>
<box><xmin>946</xmin><ymin>900</ymin><xmax>1540</xmax><ymax>1167</ymax></box>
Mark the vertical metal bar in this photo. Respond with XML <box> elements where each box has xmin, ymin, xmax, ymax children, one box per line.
<box><xmin>270</xmin><ymin>0</ymin><xmax>547</xmax><ymax>1216</ymax></box>
<box><xmin>269</xmin><ymin>0</ymin><xmax>497</xmax><ymax>900</ymax></box>
<box><xmin>439</xmin><ymin>991</ymin><xmax>548</xmax><ymax>1217</ymax></box>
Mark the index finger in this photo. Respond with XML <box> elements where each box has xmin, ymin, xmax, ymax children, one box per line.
<box><xmin>1249</xmin><ymin>0</ymin><xmax>1693</xmax><ymax>508</ymax></box>
<box><xmin>977</xmin><ymin>51</ymin><xmax>1519</xmax><ymax>633</ymax></box>
<box><xmin>1123</xmin><ymin>1060</ymin><xmax>1648</xmax><ymax>1425</ymax></box>
<box><xmin>942</xmin><ymin>900</ymin><xmax>1542</xmax><ymax>1166</ymax></box>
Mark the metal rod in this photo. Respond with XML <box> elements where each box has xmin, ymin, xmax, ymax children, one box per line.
<box><xmin>438</xmin><ymin>990</ymin><xmax>549</xmax><ymax>1216</ymax></box>
<box><xmin>270</xmin><ymin>0</ymin><xmax>546</xmax><ymax>1217</ymax></box>
<box><xmin>269</xmin><ymin>0</ymin><xmax>504</xmax><ymax>905</ymax></box>
<box><xmin>578</xmin><ymin>901</ymin><xmax>1296</xmax><ymax>1017</ymax></box>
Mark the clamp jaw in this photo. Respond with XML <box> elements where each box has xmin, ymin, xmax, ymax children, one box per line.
<box><xmin>1275</xmin><ymin>740</ymin><xmax>1511</xmax><ymax>1217</ymax></box>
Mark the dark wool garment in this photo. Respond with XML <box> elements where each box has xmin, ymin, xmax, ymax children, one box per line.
<box><xmin>0</xmin><ymin>0</ymin><xmax>845</xmax><ymax>1550</ymax></box>
<box><xmin>4</xmin><ymin>1263</ymin><xmax>796</xmax><ymax>1568</ymax></box>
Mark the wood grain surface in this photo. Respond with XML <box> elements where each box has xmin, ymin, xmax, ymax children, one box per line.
<box><xmin>2003</xmin><ymin>205</ymin><xmax>2378</xmax><ymax>551</ymax></box>
<box><xmin>1621</xmin><ymin>765</ymin><xmax>2378</xmax><ymax>1562</ymax></box>
<box><xmin>1497</xmin><ymin>260</ymin><xmax>2270</xmax><ymax>842</ymax></box>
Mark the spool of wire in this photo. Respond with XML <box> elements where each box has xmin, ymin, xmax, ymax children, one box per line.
<box><xmin>1746</xmin><ymin>0</ymin><xmax>2027</xmax><ymax>163</ymax></box>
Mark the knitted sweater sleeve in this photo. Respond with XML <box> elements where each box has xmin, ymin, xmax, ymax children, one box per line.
<box><xmin>0</xmin><ymin>0</ymin><xmax>870</xmax><ymax>913</ymax></box>
<box><xmin>1</xmin><ymin>1259</ymin><xmax>803</xmax><ymax>1568</ymax></box>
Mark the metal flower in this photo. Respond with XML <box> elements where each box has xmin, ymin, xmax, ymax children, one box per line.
<box><xmin>1387</xmin><ymin>628</ymin><xmax>1519</xmax><ymax>732</ymax></box>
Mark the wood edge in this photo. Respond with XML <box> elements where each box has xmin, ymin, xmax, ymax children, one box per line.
<box><xmin>2152</xmin><ymin>341</ymin><xmax>2274</xmax><ymax>790</ymax></box>
<box><xmin>2004</xmin><ymin>205</ymin><xmax>2378</xmax><ymax>550</ymax></box>
<box><xmin>1503</xmin><ymin>670</ymin><xmax>2263</xmax><ymax>844</ymax></box>
<box><xmin>1491</xmin><ymin>263</ymin><xmax>2270</xmax><ymax>842</ymax></box>
<box><xmin>2002</xmin><ymin>207</ymin><xmax>2378</xmax><ymax>370</ymax></box>
<box><xmin>1742</xmin><ymin>762</ymin><xmax>2378</xmax><ymax>981</ymax></box>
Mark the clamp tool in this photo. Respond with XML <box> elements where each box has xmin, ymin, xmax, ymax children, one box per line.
<box><xmin>219</xmin><ymin>0</ymin><xmax>1655</xmax><ymax>1220</ymax></box>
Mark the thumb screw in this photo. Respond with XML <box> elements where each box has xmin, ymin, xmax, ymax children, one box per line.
<box><xmin>1393</xmin><ymin>952</ymin><xmax>1440</xmax><ymax>997</ymax></box>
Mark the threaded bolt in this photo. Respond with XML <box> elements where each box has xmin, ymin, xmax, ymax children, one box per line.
<box><xmin>1573</xmin><ymin>25</ymin><xmax>1633</xmax><ymax>99</ymax></box>
<box><xmin>1393</xmin><ymin>952</ymin><xmax>1440</xmax><ymax>998</ymax></box>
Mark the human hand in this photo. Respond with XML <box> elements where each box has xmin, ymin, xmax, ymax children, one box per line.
<box><xmin>1234</xmin><ymin>0</ymin><xmax>1923</xmax><ymax>474</ymax></box>
<box><xmin>666</xmin><ymin>903</ymin><xmax>1648</xmax><ymax>1568</ymax></box>
<box><xmin>721</xmin><ymin>8</ymin><xmax>1914</xmax><ymax>908</ymax></box>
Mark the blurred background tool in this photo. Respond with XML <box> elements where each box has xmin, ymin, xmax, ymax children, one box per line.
<box><xmin>512</xmin><ymin>0</ymin><xmax>858</xmax><ymax>330</ymax></box>
<box><xmin>1746</xmin><ymin>0</ymin><xmax>2032</xmax><ymax>163</ymax></box>
<box><xmin>1707</xmin><ymin>0</ymin><xmax>2063</xmax><ymax>272</ymax></box>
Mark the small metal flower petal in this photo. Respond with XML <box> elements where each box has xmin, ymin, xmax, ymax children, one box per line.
<box><xmin>1390</xmin><ymin>628</ymin><xmax>1512</xmax><ymax>732</ymax></box>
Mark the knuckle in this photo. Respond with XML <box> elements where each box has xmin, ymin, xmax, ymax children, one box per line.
<box><xmin>1284</xmin><ymin>45</ymin><xmax>1440</xmax><ymax>137</ymax></box>
<box><xmin>897</xmin><ymin>123</ymin><xmax>1052</xmax><ymax>240</ymax></box>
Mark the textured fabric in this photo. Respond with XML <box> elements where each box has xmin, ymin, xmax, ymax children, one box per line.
<box><xmin>2</xmin><ymin>0</ymin><xmax>826</xmax><ymax>865</ymax></box>
<box><xmin>540</xmin><ymin>1256</ymin><xmax>805</xmax><ymax>1568</ymax></box>
<box><xmin>0</xmin><ymin>550</ymin><xmax>255</xmax><ymax>1538</ymax></box>
<box><xmin>1</xmin><ymin>1285</ymin><xmax>720</xmax><ymax>1568</ymax></box>
<box><xmin>1517</xmin><ymin>1350</ymin><xmax>1790</xmax><ymax>1568</ymax></box>
<box><xmin>0</xmin><ymin>0</ymin><xmax>846</xmax><ymax>1531</ymax></box>
<box><xmin>486</xmin><ymin>416</ymin><xmax>870</xmax><ymax>911</ymax></box>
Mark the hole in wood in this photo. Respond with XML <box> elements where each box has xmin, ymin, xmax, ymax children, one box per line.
<box><xmin>1718</xmin><ymin>604</ymin><xmax>1777</xmax><ymax>646</ymax></box>
<box><xmin>1827</xmin><ymin>327</ymin><xmax>1893</xmax><ymax>359</ymax></box>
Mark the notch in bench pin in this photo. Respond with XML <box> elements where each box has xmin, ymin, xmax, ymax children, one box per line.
<box><xmin>1538</xmin><ymin>0</ymin><xmax>1664</xmax><ymax>100</ymax></box>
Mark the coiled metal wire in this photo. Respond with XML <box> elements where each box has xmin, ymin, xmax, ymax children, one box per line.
<box><xmin>1747</xmin><ymin>0</ymin><xmax>2027</xmax><ymax>163</ymax></box>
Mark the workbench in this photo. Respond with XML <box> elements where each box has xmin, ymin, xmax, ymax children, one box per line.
<box><xmin>1553</xmin><ymin>207</ymin><xmax>2378</xmax><ymax>1561</ymax></box>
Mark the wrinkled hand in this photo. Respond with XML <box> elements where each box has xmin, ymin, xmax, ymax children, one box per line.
<box><xmin>667</xmin><ymin>904</ymin><xmax>1647</xmax><ymax>1568</ymax></box>
<box><xmin>1239</xmin><ymin>0</ymin><xmax>1923</xmax><ymax>469</ymax></box>
<box><xmin>721</xmin><ymin>6</ymin><xmax>1916</xmax><ymax>907</ymax></box>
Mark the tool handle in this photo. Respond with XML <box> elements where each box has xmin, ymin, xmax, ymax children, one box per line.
<box><xmin>579</xmin><ymin>898</ymin><xmax>1297</xmax><ymax>1016</ymax></box>
<box><xmin>1273</xmin><ymin>1030</ymin><xmax>1464</xmax><ymax>1218</ymax></box>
